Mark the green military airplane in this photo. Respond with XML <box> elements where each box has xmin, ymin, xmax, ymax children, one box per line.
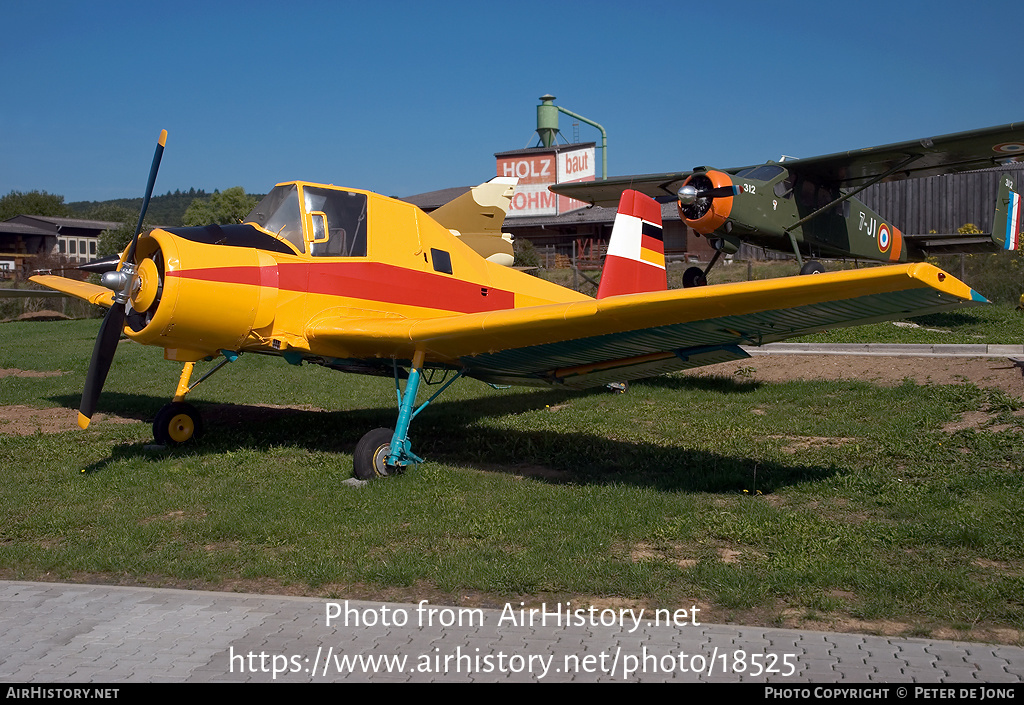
<box><xmin>550</xmin><ymin>122</ymin><xmax>1024</xmax><ymax>287</ymax></box>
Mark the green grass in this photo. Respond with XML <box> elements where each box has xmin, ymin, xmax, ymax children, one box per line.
<box><xmin>2</xmin><ymin>319</ymin><xmax>1024</xmax><ymax>644</ymax></box>
<box><xmin>799</xmin><ymin>304</ymin><xmax>1024</xmax><ymax>345</ymax></box>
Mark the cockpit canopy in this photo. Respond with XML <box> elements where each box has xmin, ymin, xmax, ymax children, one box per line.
<box><xmin>733</xmin><ymin>164</ymin><xmax>787</xmax><ymax>181</ymax></box>
<box><xmin>245</xmin><ymin>183</ymin><xmax>368</xmax><ymax>257</ymax></box>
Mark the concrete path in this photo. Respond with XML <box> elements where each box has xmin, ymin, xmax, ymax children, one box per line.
<box><xmin>746</xmin><ymin>343</ymin><xmax>1024</xmax><ymax>358</ymax></box>
<box><xmin>2</xmin><ymin>581</ymin><xmax>1023</xmax><ymax>684</ymax></box>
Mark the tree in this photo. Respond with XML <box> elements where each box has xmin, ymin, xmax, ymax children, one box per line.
<box><xmin>0</xmin><ymin>190</ymin><xmax>70</xmax><ymax>220</ymax></box>
<box><xmin>85</xmin><ymin>203</ymin><xmax>136</xmax><ymax>223</ymax></box>
<box><xmin>97</xmin><ymin>219</ymin><xmax>146</xmax><ymax>258</ymax></box>
<box><xmin>182</xmin><ymin>187</ymin><xmax>258</xmax><ymax>226</ymax></box>
<box><xmin>513</xmin><ymin>237</ymin><xmax>542</xmax><ymax>274</ymax></box>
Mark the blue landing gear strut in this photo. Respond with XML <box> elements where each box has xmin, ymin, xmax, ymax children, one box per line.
<box><xmin>351</xmin><ymin>350</ymin><xmax>465</xmax><ymax>480</ymax></box>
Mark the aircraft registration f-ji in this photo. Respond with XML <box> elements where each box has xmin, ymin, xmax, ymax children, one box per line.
<box><xmin>550</xmin><ymin>122</ymin><xmax>1024</xmax><ymax>287</ymax></box>
<box><xmin>32</xmin><ymin>131</ymin><xmax>989</xmax><ymax>479</ymax></box>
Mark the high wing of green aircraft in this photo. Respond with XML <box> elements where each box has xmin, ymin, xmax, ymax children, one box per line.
<box><xmin>550</xmin><ymin>122</ymin><xmax>1024</xmax><ymax>286</ymax></box>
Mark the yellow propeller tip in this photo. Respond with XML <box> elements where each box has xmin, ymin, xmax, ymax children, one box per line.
<box><xmin>158</xmin><ymin>129</ymin><xmax>167</xmax><ymax>147</ymax></box>
<box><xmin>77</xmin><ymin>412</ymin><xmax>91</xmax><ymax>430</ymax></box>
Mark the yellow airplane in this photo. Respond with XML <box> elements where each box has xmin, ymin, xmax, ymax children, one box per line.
<box><xmin>32</xmin><ymin>131</ymin><xmax>988</xmax><ymax>479</ymax></box>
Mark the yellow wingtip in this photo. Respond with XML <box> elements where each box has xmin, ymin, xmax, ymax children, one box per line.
<box><xmin>77</xmin><ymin>412</ymin><xmax>91</xmax><ymax>430</ymax></box>
<box><xmin>158</xmin><ymin>129</ymin><xmax>167</xmax><ymax>147</ymax></box>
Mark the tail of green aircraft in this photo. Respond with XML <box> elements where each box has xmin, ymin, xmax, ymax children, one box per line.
<box><xmin>992</xmin><ymin>173</ymin><xmax>1022</xmax><ymax>251</ymax></box>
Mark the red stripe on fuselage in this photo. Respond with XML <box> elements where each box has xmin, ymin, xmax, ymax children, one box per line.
<box><xmin>167</xmin><ymin>266</ymin><xmax>263</xmax><ymax>285</ymax></box>
<box><xmin>167</xmin><ymin>262</ymin><xmax>516</xmax><ymax>313</ymax></box>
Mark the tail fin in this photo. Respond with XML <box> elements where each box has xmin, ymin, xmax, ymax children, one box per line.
<box><xmin>992</xmin><ymin>173</ymin><xmax>1022</xmax><ymax>251</ymax></box>
<box><xmin>596</xmin><ymin>190</ymin><xmax>666</xmax><ymax>299</ymax></box>
<box><xmin>429</xmin><ymin>177</ymin><xmax>517</xmax><ymax>266</ymax></box>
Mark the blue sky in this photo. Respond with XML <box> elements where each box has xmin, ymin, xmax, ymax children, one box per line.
<box><xmin>3</xmin><ymin>0</ymin><xmax>1023</xmax><ymax>203</ymax></box>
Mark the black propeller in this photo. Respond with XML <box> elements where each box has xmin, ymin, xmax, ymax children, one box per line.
<box><xmin>677</xmin><ymin>183</ymin><xmax>740</xmax><ymax>205</ymax></box>
<box><xmin>76</xmin><ymin>255</ymin><xmax>121</xmax><ymax>274</ymax></box>
<box><xmin>78</xmin><ymin>130</ymin><xmax>166</xmax><ymax>429</ymax></box>
<box><xmin>30</xmin><ymin>254</ymin><xmax>120</xmax><ymax>277</ymax></box>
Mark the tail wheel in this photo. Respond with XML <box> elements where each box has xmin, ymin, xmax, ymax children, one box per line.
<box><xmin>682</xmin><ymin>266</ymin><xmax>708</xmax><ymax>288</ymax></box>
<box><xmin>800</xmin><ymin>260</ymin><xmax>826</xmax><ymax>275</ymax></box>
<box><xmin>153</xmin><ymin>402</ymin><xmax>203</xmax><ymax>445</ymax></box>
<box><xmin>353</xmin><ymin>427</ymin><xmax>400</xmax><ymax>480</ymax></box>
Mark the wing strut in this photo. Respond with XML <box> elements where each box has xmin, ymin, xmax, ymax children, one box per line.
<box><xmin>353</xmin><ymin>350</ymin><xmax>468</xmax><ymax>479</ymax></box>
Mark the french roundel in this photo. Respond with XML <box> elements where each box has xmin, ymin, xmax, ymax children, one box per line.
<box><xmin>994</xmin><ymin>142</ymin><xmax>1024</xmax><ymax>155</ymax></box>
<box><xmin>878</xmin><ymin>223</ymin><xmax>891</xmax><ymax>253</ymax></box>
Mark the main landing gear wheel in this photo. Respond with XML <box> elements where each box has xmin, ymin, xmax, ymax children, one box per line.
<box><xmin>153</xmin><ymin>402</ymin><xmax>203</xmax><ymax>445</ymax></box>
<box><xmin>354</xmin><ymin>427</ymin><xmax>401</xmax><ymax>480</ymax></box>
<box><xmin>682</xmin><ymin>266</ymin><xmax>708</xmax><ymax>288</ymax></box>
<box><xmin>800</xmin><ymin>260</ymin><xmax>826</xmax><ymax>275</ymax></box>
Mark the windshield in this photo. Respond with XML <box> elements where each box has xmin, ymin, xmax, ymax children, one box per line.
<box><xmin>303</xmin><ymin>186</ymin><xmax>368</xmax><ymax>257</ymax></box>
<box><xmin>245</xmin><ymin>185</ymin><xmax>304</xmax><ymax>253</ymax></box>
<box><xmin>733</xmin><ymin>165</ymin><xmax>786</xmax><ymax>181</ymax></box>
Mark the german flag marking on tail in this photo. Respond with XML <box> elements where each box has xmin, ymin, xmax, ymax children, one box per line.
<box><xmin>598</xmin><ymin>190</ymin><xmax>667</xmax><ymax>299</ymax></box>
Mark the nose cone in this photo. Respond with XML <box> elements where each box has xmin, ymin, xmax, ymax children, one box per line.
<box><xmin>130</xmin><ymin>256</ymin><xmax>161</xmax><ymax>313</ymax></box>
<box><xmin>100</xmin><ymin>270</ymin><xmax>131</xmax><ymax>291</ymax></box>
<box><xmin>677</xmin><ymin>184</ymin><xmax>699</xmax><ymax>206</ymax></box>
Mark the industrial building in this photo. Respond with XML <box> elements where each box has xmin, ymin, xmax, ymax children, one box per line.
<box><xmin>0</xmin><ymin>215</ymin><xmax>114</xmax><ymax>279</ymax></box>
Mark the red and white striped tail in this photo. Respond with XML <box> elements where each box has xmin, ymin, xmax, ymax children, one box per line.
<box><xmin>596</xmin><ymin>189</ymin><xmax>666</xmax><ymax>299</ymax></box>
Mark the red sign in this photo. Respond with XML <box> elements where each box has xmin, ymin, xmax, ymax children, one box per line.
<box><xmin>497</xmin><ymin>145</ymin><xmax>595</xmax><ymax>217</ymax></box>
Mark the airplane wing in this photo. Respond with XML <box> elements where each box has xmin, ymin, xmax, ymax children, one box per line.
<box><xmin>551</xmin><ymin>121</ymin><xmax>1024</xmax><ymax>207</ymax></box>
<box><xmin>546</xmin><ymin>171</ymin><xmax>699</xmax><ymax>208</ymax></box>
<box><xmin>306</xmin><ymin>263</ymin><xmax>985</xmax><ymax>389</ymax></box>
<box><xmin>783</xmin><ymin>121</ymin><xmax>1024</xmax><ymax>188</ymax></box>
<box><xmin>28</xmin><ymin>275</ymin><xmax>115</xmax><ymax>307</ymax></box>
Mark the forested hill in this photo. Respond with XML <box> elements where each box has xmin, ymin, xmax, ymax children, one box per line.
<box><xmin>66</xmin><ymin>189</ymin><xmax>264</xmax><ymax>227</ymax></box>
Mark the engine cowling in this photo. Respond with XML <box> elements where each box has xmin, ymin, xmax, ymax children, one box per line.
<box><xmin>676</xmin><ymin>170</ymin><xmax>735</xmax><ymax>234</ymax></box>
<box><xmin>124</xmin><ymin>228</ymin><xmax>278</xmax><ymax>361</ymax></box>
